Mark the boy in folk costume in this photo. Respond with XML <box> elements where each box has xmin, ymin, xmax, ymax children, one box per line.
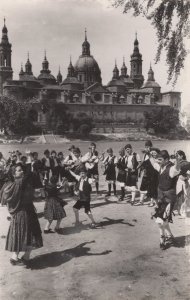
<box><xmin>63</xmin><ymin>146</ymin><xmax>77</xmax><ymax>196</ymax></box>
<box><xmin>117</xmin><ymin>148</ymin><xmax>127</xmax><ymax>202</ymax></box>
<box><xmin>50</xmin><ymin>150</ymin><xmax>59</xmax><ymax>176</ymax></box>
<box><xmin>81</xmin><ymin>143</ymin><xmax>101</xmax><ymax>195</ymax></box>
<box><xmin>138</xmin><ymin>145</ymin><xmax>160</xmax><ymax>206</ymax></box>
<box><xmin>41</xmin><ymin>149</ymin><xmax>52</xmax><ymax>182</ymax></box>
<box><xmin>124</xmin><ymin>144</ymin><xmax>141</xmax><ymax>205</ymax></box>
<box><xmin>103</xmin><ymin>148</ymin><xmax>118</xmax><ymax>197</ymax></box>
<box><xmin>151</xmin><ymin>150</ymin><xmax>180</xmax><ymax>250</ymax></box>
<box><xmin>69</xmin><ymin>166</ymin><xmax>97</xmax><ymax>228</ymax></box>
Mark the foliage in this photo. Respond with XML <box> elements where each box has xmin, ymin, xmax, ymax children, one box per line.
<box><xmin>79</xmin><ymin>124</ymin><xmax>91</xmax><ymax>136</ymax></box>
<box><xmin>144</xmin><ymin>106</ymin><xmax>179</xmax><ymax>134</ymax></box>
<box><xmin>72</xmin><ymin>112</ymin><xmax>94</xmax><ymax>133</ymax></box>
<box><xmin>47</xmin><ymin>102</ymin><xmax>71</xmax><ymax>133</ymax></box>
<box><xmin>0</xmin><ymin>96</ymin><xmax>39</xmax><ymax>135</ymax></box>
<box><xmin>111</xmin><ymin>0</ymin><xmax>190</xmax><ymax>85</ymax></box>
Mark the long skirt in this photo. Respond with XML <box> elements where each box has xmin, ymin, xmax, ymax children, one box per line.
<box><xmin>6</xmin><ymin>204</ymin><xmax>43</xmax><ymax>252</ymax></box>
<box><xmin>44</xmin><ymin>197</ymin><xmax>66</xmax><ymax>221</ymax></box>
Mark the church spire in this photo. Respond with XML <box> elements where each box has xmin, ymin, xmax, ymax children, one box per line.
<box><xmin>67</xmin><ymin>56</ymin><xmax>75</xmax><ymax>77</ymax></box>
<box><xmin>57</xmin><ymin>65</ymin><xmax>62</xmax><ymax>84</ymax></box>
<box><xmin>130</xmin><ymin>33</ymin><xmax>144</xmax><ymax>88</ymax></box>
<box><xmin>82</xmin><ymin>28</ymin><xmax>90</xmax><ymax>56</ymax></box>
<box><xmin>25</xmin><ymin>52</ymin><xmax>33</xmax><ymax>75</ymax></box>
<box><xmin>0</xmin><ymin>18</ymin><xmax>13</xmax><ymax>94</ymax></box>
<box><xmin>42</xmin><ymin>50</ymin><xmax>50</xmax><ymax>72</ymax></box>
<box><xmin>19</xmin><ymin>63</ymin><xmax>24</xmax><ymax>76</ymax></box>
<box><xmin>147</xmin><ymin>63</ymin><xmax>155</xmax><ymax>81</ymax></box>
<box><xmin>121</xmin><ymin>57</ymin><xmax>127</xmax><ymax>76</ymax></box>
<box><xmin>112</xmin><ymin>60</ymin><xmax>119</xmax><ymax>79</ymax></box>
<box><xmin>1</xmin><ymin>17</ymin><xmax>9</xmax><ymax>43</ymax></box>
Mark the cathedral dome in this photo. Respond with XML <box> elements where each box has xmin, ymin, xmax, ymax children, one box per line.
<box><xmin>107</xmin><ymin>79</ymin><xmax>126</xmax><ymax>87</ymax></box>
<box><xmin>75</xmin><ymin>55</ymin><xmax>100</xmax><ymax>73</ymax></box>
<box><xmin>38</xmin><ymin>73</ymin><xmax>56</xmax><ymax>81</ymax></box>
<box><xmin>143</xmin><ymin>65</ymin><xmax>160</xmax><ymax>89</ymax></box>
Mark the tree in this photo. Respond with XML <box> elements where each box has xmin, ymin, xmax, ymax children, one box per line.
<box><xmin>0</xmin><ymin>96</ymin><xmax>39</xmax><ymax>136</ymax></box>
<box><xmin>111</xmin><ymin>0</ymin><xmax>190</xmax><ymax>85</ymax></box>
<box><xmin>144</xmin><ymin>107</ymin><xmax>179</xmax><ymax>134</ymax></box>
<box><xmin>47</xmin><ymin>102</ymin><xmax>71</xmax><ymax>133</ymax></box>
<box><xmin>72</xmin><ymin>112</ymin><xmax>94</xmax><ymax>134</ymax></box>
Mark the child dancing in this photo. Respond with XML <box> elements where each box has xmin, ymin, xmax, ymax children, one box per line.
<box><xmin>69</xmin><ymin>166</ymin><xmax>98</xmax><ymax>228</ymax></box>
<box><xmin>44</xmin><ymin>175</ymin><xmax>66</xmax><ymax>233</ymax></box>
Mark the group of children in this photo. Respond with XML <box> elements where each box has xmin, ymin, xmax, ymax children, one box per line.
<box><xmin>0</xmin><ymin>140</ymin><xmax>190</xmax><ymax>266</ymax></box>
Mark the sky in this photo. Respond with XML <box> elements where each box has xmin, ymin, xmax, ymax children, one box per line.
<box><xmin>0</xmin><ymin>0</ymin><xmax>189</xmax><ymax>108</ymax></box>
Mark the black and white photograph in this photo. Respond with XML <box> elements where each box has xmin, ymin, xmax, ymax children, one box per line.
<box><xmin>0</xmin><ymin>0</ymin><xmax>190</xmax><ymax>299</ymax></box>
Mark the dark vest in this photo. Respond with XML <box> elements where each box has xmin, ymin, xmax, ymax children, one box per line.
<box><xmin>78</xmin><ymin>178</ymin><xmax>92</xmax><ymax>201</ymax></box>
<box><xmin>158</xmin><ymin>162</ymin><xmax>177</xmax><ymax>191</ymax></box>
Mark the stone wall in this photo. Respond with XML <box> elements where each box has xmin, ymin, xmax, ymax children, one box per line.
<box><xmin>65</xmin><ymin>103</ymin><xmax>170</xmax><ymax>123</ymax></box>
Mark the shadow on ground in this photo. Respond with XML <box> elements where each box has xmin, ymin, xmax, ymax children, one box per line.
<box><xmin>30</xmin><ymin>241</ymin><xmax>112</xmax><ymax>270</ymax></box>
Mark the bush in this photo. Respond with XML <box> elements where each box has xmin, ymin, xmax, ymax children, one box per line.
<box><xmin>79</xmin><ymin>124</ymin><xmax>91</xmax><ymax>136</ymax></box>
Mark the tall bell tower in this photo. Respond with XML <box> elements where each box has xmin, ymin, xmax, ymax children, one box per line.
<box><xmin>0</xmin><ymin>18</ymin><xmax>13</xmax><ymax>94</ymax></box>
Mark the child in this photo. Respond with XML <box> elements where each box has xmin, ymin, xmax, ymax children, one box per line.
<box><xmin>176</xmin><ymin>162</ymin><xmax>190</xmax><ymax>217</ymax></box>
<box><xmin>125</xmin><ymin>144</ymin><xmax>141</xmax><ymax>205</ymax></box>
<box><xmin>82</xmin><ymin>142</ymin><xmax>103</xmax><ymax>195</ymax></box>
<box><xmin>117</xmin><ymin>148</ymin><xmax>127</xmax><ymax>201</ymax></box>
<box><xmin>69</xmin><ymin>166</ymin><xmax>97</xmax><ymax>228</ymax></box>
<box><xmin>151</xmin><ymin>150</ymin><xmax>180</xmax><ymax>250</ymax></box>
<box><xmin>44</xmin><ymin>175</ymin><xmax>67</xmax><ymax>233</ymax></box>
<box><xmin>103</xmin><ymin>148</ymin><xmax>118</xmax><ymax>197</ymax></box>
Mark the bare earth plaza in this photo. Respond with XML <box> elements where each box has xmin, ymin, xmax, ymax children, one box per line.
<box><xmin>0</xmin><ymin>1</ymin><xmax>190</xmax><ymax>300</ymax></box>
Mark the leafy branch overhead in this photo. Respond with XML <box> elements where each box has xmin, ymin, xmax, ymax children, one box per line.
<box><xmin>111</xmin><ymin>0</ymin><xmax>190</xmax><ymax>85</ymax></box>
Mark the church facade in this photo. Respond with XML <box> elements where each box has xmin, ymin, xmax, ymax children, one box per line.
<box><xmin>0</xmin><ymin>21</ymin><xmax>181</xmax><ymax>130</ymax></box>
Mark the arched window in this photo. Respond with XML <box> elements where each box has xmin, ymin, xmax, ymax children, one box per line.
<box><xmin>4</xmin><ymin>57</ymin><xmax>7</xmax><ymax>67</ymax></box>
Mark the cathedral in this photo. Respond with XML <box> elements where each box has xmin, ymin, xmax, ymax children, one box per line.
<box><xmin>0</xmin><ymin>20</ymin><xmax>181</xmax><ymax>130</ymax></box>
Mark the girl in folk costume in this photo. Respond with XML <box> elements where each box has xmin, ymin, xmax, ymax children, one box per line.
<box><xmin>43</xmin><ymin>175</ymin><xmax>67</xmax><ymax>233</ymax></box>
<box><xmin>103</xmin><ymin>148</ymin><xmax>118</xmax><ymax>197</ymax></box>
<box><xmin>117</xmin><ymin>148</ymin><xmax>127</xmax><ymax>202</ymax></box>
<box><xmin>124</xmin><ymin>144</ymin><xmax>141</xmax><ymax>205</ymax></box>
<box><xmin>151</xmin><ymin>150</ymin><xmax>180</xmax><ymax>250</ymax></box>
<box><xmin>82</xmin><ymin>143</ymin><xmax>101</xmax><ymax>195</ymax></box>
<box><xmin>3</xmin><ymin>164</ymin><xmax>43</xmax><ymax>266</ymax></box>
<box><xmin>69</xmin><ymin>165</ymin><xmax>97</xmax><ymax>228</ymax></box>
<box><xmin>176</xmin><ymin>162</ymin><xmax>190</xmax><ymax>218</ymax></box>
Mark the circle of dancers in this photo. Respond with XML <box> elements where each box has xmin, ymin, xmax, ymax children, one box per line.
<box><xmin>0</xmin><ymin>141</ymin><xmax>190</xmax><ymax>267</ymax></box>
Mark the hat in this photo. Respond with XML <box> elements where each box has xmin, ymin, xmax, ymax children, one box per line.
<box><xmin>68</xmin><ymin>145</ymin><xmax>76</xmax><ymax>151</ymax></box>
<box><xmin>125</xmin><ymin>144</ymin><xmax>132</xmax><ymax>150</ymax></box>
<box><xmin>145</xmin><ymin>140</ymin><xmax>153</xmax><ymax>147</ymax></box>
<box><xmin>157</xmin><ymin>150</ymin><xmax>170</xmax><ymax>160</ymax></box>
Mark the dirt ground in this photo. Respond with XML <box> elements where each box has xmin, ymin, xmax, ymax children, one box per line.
<box><xmin>0</xmin><ymin>188</ymin><xmax>190</xmax><ymax>300</ymax></box>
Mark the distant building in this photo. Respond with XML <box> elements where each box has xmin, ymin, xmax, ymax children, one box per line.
<box><xmin>0</xmin><ymin>20</ymin><xmax>181</xmax><ymax>130</ymax></box>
